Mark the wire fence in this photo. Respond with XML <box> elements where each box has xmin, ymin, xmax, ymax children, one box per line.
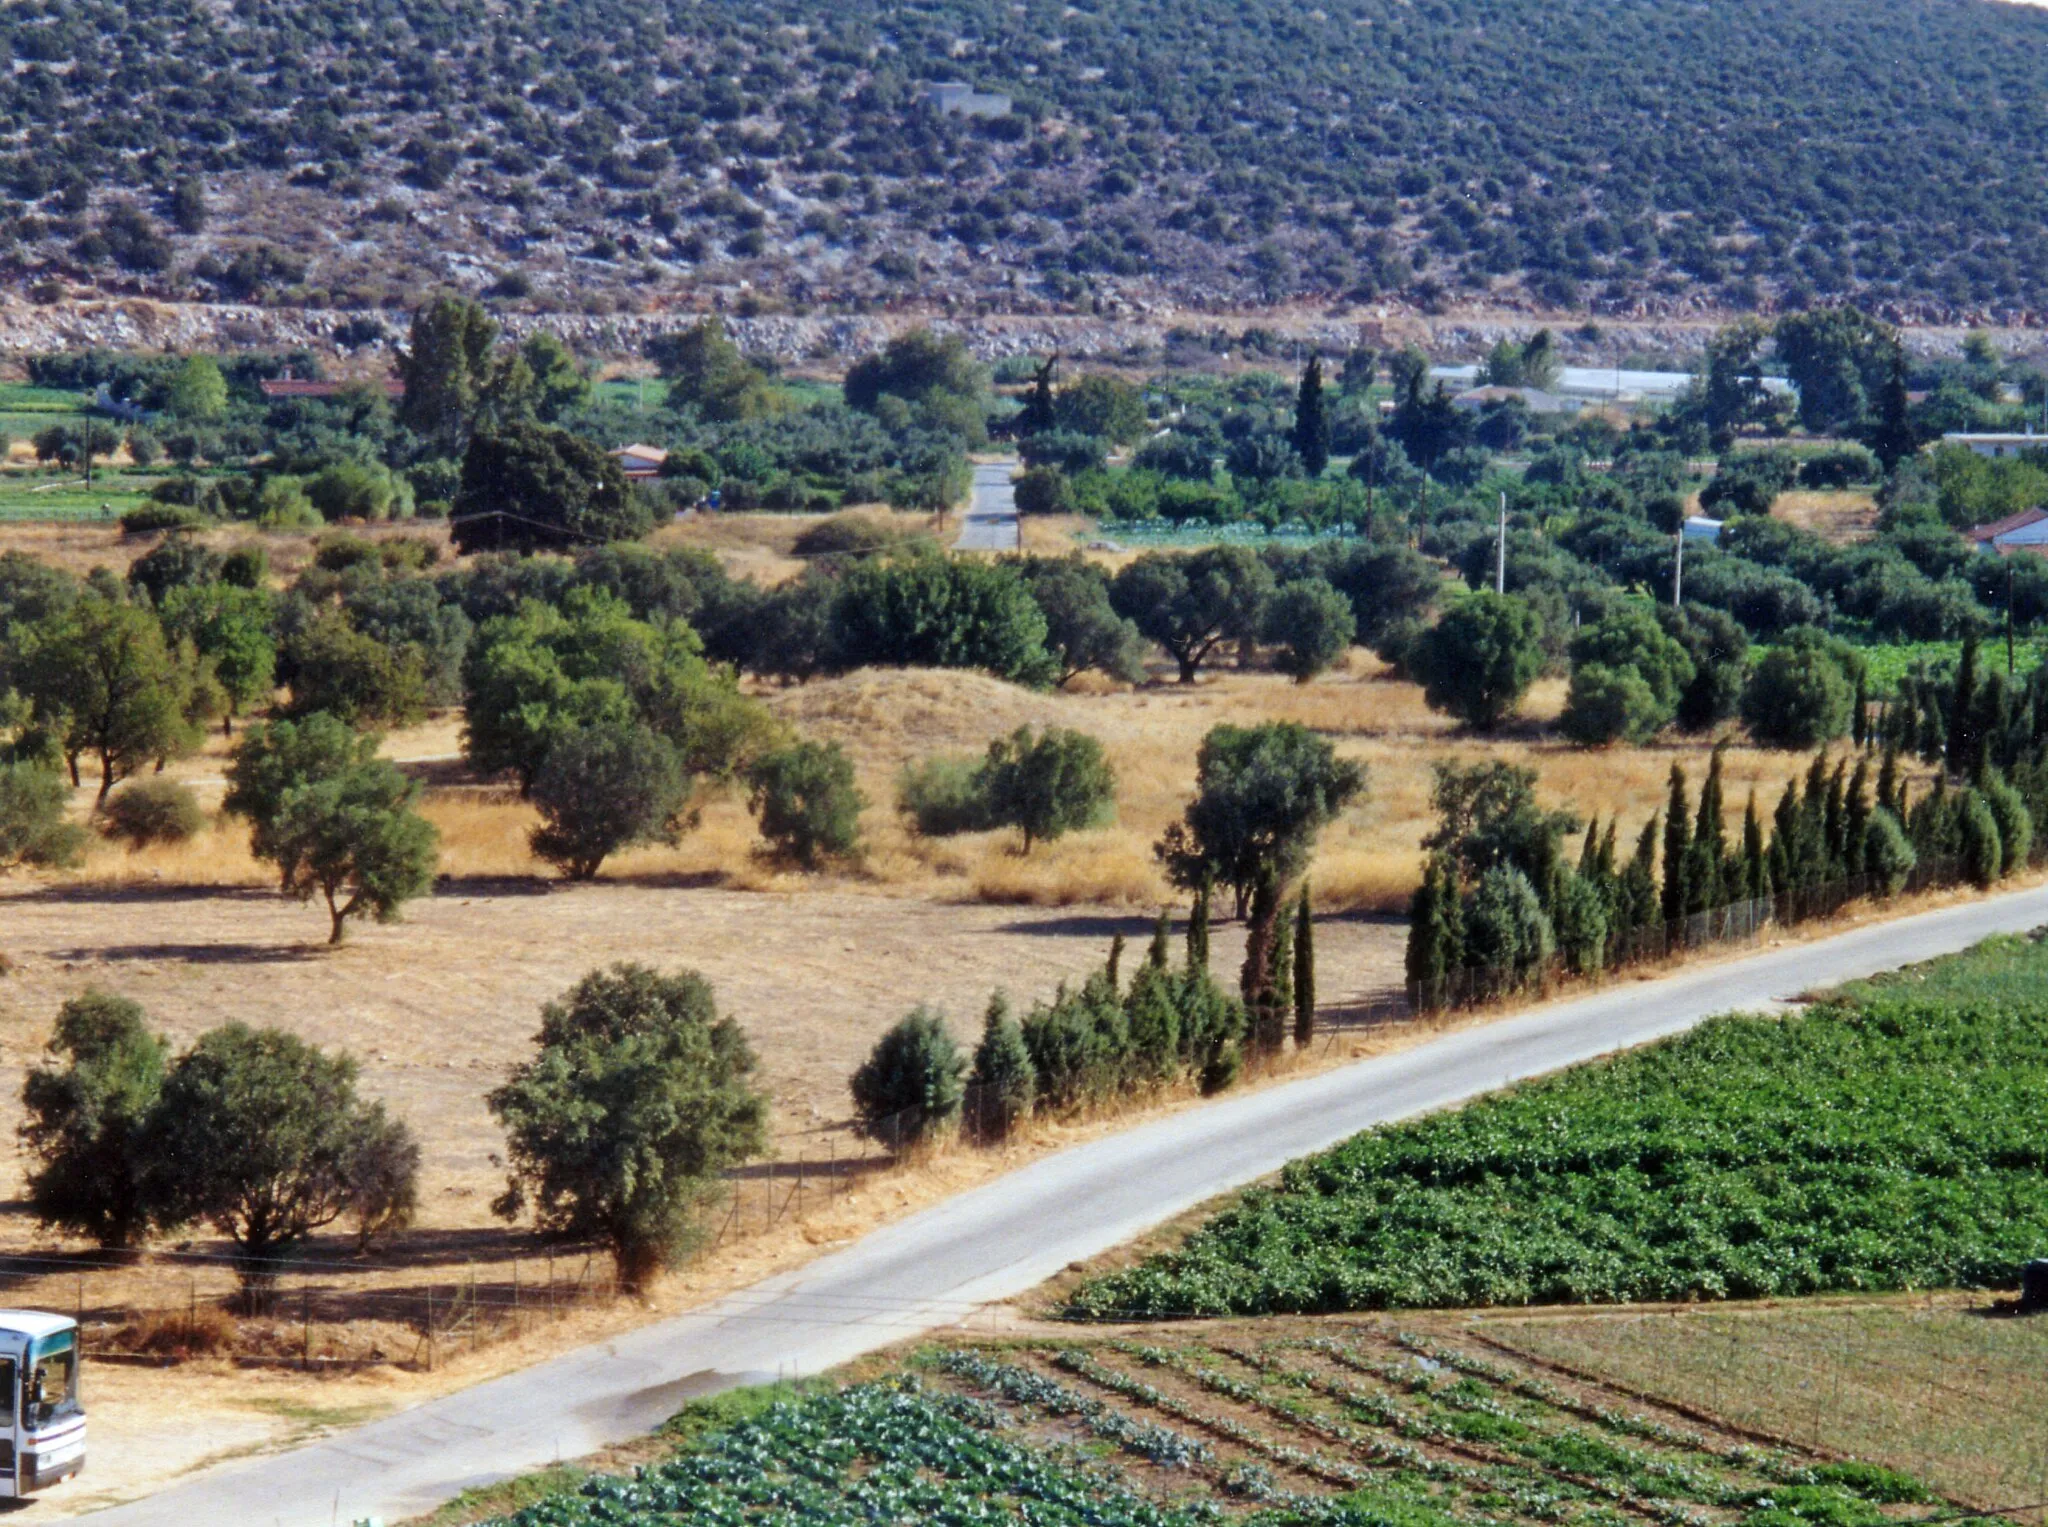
<box><xmin>1409</xmin><ymin>853</ymin><xmax>1970</xmax><ymax>1013</ymax></box>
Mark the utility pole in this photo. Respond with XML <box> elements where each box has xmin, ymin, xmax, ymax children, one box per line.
<box><xmin>1495</xmin><ymin>491</ymin><xmax>1507</xmax><ymax>595</ymax></box>
<box><xmin>1673</xmin><ymin>525</ymin><xmax>1685</xmax><ymax>609</ymax></box>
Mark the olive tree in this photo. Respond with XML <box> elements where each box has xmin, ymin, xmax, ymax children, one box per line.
<box><xmin>489</xmin><ymin>965</ymin><xmax>770</xmax><ymax>1290</ymax></box>
<box><xmin>978</xmin><ymin>725</ymin><xmax>1116</xmax><ymax>852</ymax></box>
<box><xmin>1156</xmin><ymin>721</ymin><xmax>1366</xmax><ymax>917</ymax></box>
<box><xmin>1262</xmin><ymin>577</ymin><xmax>1356</xmax><ymax>682</ymax></box>
<box><xmin>530</xmin><ymin>722</ymin><xmax>687</xmax><ymax>879</ymax></box>
<box><xmin>747</xmin><ymin>739</ymin><xmax>866</xmax><ymax>867</ymax></box>
<box><xmin>223</xmin><ymin>713</ymin><xmax>439</xmax><ymax>943</ymax></box>
<box><xmin>151</xmin><ymin>1024</ymin><xmax>417</xmax><ymax>1306</ymax></box>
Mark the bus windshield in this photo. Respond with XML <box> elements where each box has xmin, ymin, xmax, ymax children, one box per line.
<box><xmin>26</xmin><ymin>1334</ymin><xmax>77</xmax><ymax>1428</ymax></box>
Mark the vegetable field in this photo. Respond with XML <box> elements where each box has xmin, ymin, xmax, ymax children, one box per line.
<box><xmin>1068</xmin><ymin>933</ymin><xmax>2048</xmax><ymax>1319</ymax></box>
<box><xmin>481</xmin><ymin>1326</ymin><xmax>1952</xmax><ymax>1527</ymax></box>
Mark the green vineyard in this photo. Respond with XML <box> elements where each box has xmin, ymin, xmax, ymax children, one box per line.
<box><xmin>1069</xmin><ymin>935</ymin><xmax>2048</xmax><ymax>1319</ymax></box>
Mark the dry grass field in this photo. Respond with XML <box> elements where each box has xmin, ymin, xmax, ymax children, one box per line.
<box><xmin>1773</xmin><ymin>488</ymin><xmax>1880</xmax><ymax>544</ymax></box>
<box><xmin>1479</xmin><ymin>1296</ymin><xmax>2048</xmax><ymax>1513</ymax></box>
<box><xmin>0</xmin><ymin>512</ymin><xmax>1956</xmax><ymax>1515</ymax></box>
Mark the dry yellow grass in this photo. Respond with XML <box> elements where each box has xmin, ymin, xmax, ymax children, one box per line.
<box><xmin>1775</xmin><ymin>488</ymin><xmax>1878</xmax><ymax>544</ymax></box>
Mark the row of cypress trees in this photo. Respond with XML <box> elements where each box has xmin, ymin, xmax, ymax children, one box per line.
<box><xmin>851</xmin><ymin>881</ymin><xmax>1324</xmax><ymax>1147</ymax></box>
<box><xmin>1409</xmin><ymin>734</ymin><xmax>2043</xmax><ymax>1009</ymax></box>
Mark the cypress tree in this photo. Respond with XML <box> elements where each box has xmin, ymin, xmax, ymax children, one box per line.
<box><xmin>1186</xmin><ymin>879</ymin><xmax>1210</xmax><ymax>972</ymax></box>
<box><xmin>1948</xmin><ymin>633</ymin><xmax>1979</xmax><ymax>777</ymax></box>
<box><xmin>1105</xmin><ymin>932</ymin><xmax>1126</xmax><ymax>994</ymax></box>
<box><xmin>1291</xmin><ymin>355</ymin><xmax>1330</xmax><ymax>477</ymax></box>
<box><xmin>1661</xmin><ymin>765</ymin><xmax>1692</xmax><ymax>927</ymax></box>
<box><xmin>1852</xmin><ymin>672</ymin><xmax>1869</xmax><ymax>747</ymax></box>
<box><xmin>1147</xmin><ymin>909</ymin><xmax>1171</xmax><ymax>969</ymax></box>
<box><xmin>1798</xmin><ymin>752</ymin><xmax>1832</xmax><ymax>886</ymax></box>
<box><xmin>1876</xmin><ymin>742</ymin><xmax>1900</xmax><ymax>817</ymax></box>
<box><xmin>1240</xmin><ymin>869</ymin><xmax>1284</xmax><ymax>1053</ymax></box>
<box><xmin>1770</xmin><ymin>781</ymin><xmax>1801</xmax><ymax>894</ymax></box>
<box><xmin>968</xmin><ymin>992</ymin><xmax>1036</xmax><ymax>1142</ymax></box>
<box><xmin>1617</xmin><ymin>816</ymin><xmax>1659</xmax><ymax>937</ymax></box>
<box><xmin>1596</xmin><ymin>819</ymin><xmax>1618</xmax><ymax>879</ymax></box>
<box><xmin>1845</xmin><ymin>756</ymin><xmax>1871</xmax><ymax>877</ymax></box>
<box><xmin>1824</xmin><ymin>759</ymin><xmax>1848</xmax><ymax>876</ymax></box>
<box><xmin>1577</xmin><ymin>815</ymin><xmax>1602</xmax><ymax>877</ymax></box>
<box><xmin>1741</xmin><ymin>791</ymin><xmax>1767</xmax><ymax>900</ymax></box>
<box><xmin>1690</xmin><ymin>743</ymin><xmax>1728</xmax><ymax>912</ymax></box>
<box><xmin>1406</xmin><ymin>855</ymin><xmax>1462</xmax><ymax>995</ymax></box>
<box><xmin>1270</xmin><ymin>903</ymin><xmax>1294</xmax><ymax>1037</ymax></box>
<box><xmin>1292</xmin><ymin>883</ymin><xmax>1316</xmax><ymax>1047</ymax></box>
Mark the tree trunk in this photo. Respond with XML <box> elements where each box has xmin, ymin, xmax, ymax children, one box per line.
<box><xmin>96</xmin><ymin>754</ymin><xmax>116</xmax><ymax>806</ymax></box>
<box><xmin>1176</xmin><ymin>651</ymin><xmax>1198</xmax><ymax>683</ymax></box>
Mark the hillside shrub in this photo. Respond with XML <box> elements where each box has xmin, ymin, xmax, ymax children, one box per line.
<box><xmin>100</xmin><ymin>778</ymin><xmax>205</xmax><ymax>848</ymax></box>
<box><xmin>747</xmin><ymin>740</ymin><xmax>866</xmax><ymax>867</ymax></box>
<box><xmin>0</xmin><ymin>762</ymin><xmax>87</xmax><ymax>868</ymax></box>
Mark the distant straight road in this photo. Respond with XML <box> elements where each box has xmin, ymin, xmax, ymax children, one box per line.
<box><xmin>85</xmin><ymin>883</ymin><xmax>2048</xmax><ymax>1527</ymax></box>
<box><xmin>954</xmin><ymin>460</ymin><xmax>1020</xmax><ymax>551</ymax></box>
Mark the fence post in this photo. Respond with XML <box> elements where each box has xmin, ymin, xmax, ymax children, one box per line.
<box><xmin>426</xmin><ymin>1286</ymin><xmax>434</xmax><ymax>1372</ymax></box>
<box><xmin>301</xmin><ymin>1285</ymin><xmax>310</xmax><ymax>1371</ymax></box>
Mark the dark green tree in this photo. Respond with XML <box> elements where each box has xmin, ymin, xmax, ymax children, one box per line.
<box><xmin>1661</xmin><ymin>764</ymin><xmax>1692</xmax><ymax>926</ymax></box>
<box><xmin>451</xmin><ymin>423</ymin><xmax>652</xmax><ymax>554</ymax></box>
<box><xmin>489</xmin><ymin>965</ymin><xmax>769</xmax><ymax>1290</ymax></box>
<box><xmin>152</xmin><ymin>1024</ymin><xmax>417</xmax><ymax>1305</ymax></box>
<box><xmin>397</xmin><ymin>294</ymin><xmax>502</xmax><ymax>452</ymax></box>
<box><xmin>1157</xmin><ymin>722</ymin><xmax>1366</xmax><ymax>916</ymax></box>
<box><xmin>850</xmin><ymin>1007</ymin><xmax>968</xmax><ymax>1148</ymax></box>
<box><xmin>967</xmin><ymin>992</ymin><xmax>1035</xmax><ymax>1142</ymax></box>
<box><xmin>1411</xmin><ymin>593</ymin><xmax>1545</xmax><ymax>731</ymax></box>
<box><xmin>1290</xmin><ymin>356</ymin><xmax>1330</xmax><ymax>476</ymax></box>
<box><xmin>1292</xmin><ymin>882</ymin><xmax>1315</xmax><ymax>1047</ymax></box>
<box><xmin>531</xmin><ymin>722</ymin><xmax>687</xmax><ymax>880</ymax></box>
<box><xmin>20</xmin><ymin>992</ymin><xmax>169</xmax><ymax>1248</ymax></box>
<box><xmin>747</xmin><ymin>739</ymin><xmax>866</xmax><ymax>867</ymax></box>
<box><xmin>1262</xmin><ymin>577</ymin><xmax>1356</xmax><ymax>682</ymax></box>
<box><xmin>978</xmin><ymin>725</ymin><xmax>1116</xmax><ymax>852</ymax></box>
<box><xmin>1110</xmin><ymin>548</ymin><xmax>1275</xmax><ymax>684</ymax></box>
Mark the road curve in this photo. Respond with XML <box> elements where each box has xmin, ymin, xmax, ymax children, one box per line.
<box><xmin>85</xmin><ymin>882</ymin><xmax>2048</xmax><ymax>1526</ymax></box>
<box><xmin>954</xmin><ymin>461</ymin><xmax>1020</xmax><ymax>552</ymax></box>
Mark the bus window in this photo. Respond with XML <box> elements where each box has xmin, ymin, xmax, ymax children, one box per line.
<box><xmin>0</xmin><ymin>1359</ymin><xmax>15</xmax><ymax>1431</ymax></box>
<box><xmin>26</xmin><ymin>1336</ymin><xmax>76</xmax><ymax>1427</ymax></box>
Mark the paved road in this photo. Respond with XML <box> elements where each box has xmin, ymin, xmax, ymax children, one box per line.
<box><xmin>86</xmin><ymin>883</ymin><xmax>2048</xmax><ymax>1526</ymax></box>
<box><xmin>954</xmin><ymin>461</ymin><xmax>1020</xmax><ymax>552</ymax></box>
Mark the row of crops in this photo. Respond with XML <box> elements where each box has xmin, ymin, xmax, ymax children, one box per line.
<box><xmin>482</xmin><ymin>1328</ymin><xmax>1943</xmax><ymax>1527</ymax></box>
<box><xmin>1067</xmin><ymin>932</ymin><xmax>2048</xmax><ymax>1318</ymax></box>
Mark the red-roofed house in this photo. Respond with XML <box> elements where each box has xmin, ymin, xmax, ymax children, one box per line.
<box><xmin>1964</xmin><ymin>506</ymin><xmax>2048</xmax><ymax>550</ymax></box>
<box><xmin>258</xmin><ymin>376</ymin><xmax>405</xmax><ymax>400</ymax></box>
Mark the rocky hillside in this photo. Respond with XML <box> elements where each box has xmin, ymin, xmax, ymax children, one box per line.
<box><xmin>5</xmin><ymin>0</ymin><xmax>2048</xmax><ymax>324</ymax></box>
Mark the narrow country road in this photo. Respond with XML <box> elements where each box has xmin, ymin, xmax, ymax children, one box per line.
<box><xmin>84</xmin><ymin>883</ymin><xmax>2048</xmax><ymax>1526</ymax></box>
<box><xmin>954</xmin><ymin>460</ymin><xmax>1020</xmax><ymax>551</ymax></box>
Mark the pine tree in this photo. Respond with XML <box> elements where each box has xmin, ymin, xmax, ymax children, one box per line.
<box><xmin>1291</xmin><ymin>356</ymin><xmax>1331</xmax><ymax>477</ymax></box>
<box><xmin>1186</xmin><ymin>879</ymin><xmax>1210</xmax><ymax>972</ymax></box>
<box><xmin>1868</xmin><ymin>339</ymin><xmax>1919</xmax><ymax>472</ymax></box>
<box><xmin>1292</xmin><ymin>883</ymin><xmax>1316</xmax><ymax>1047</ymax></box>
<box><xmin>1948</xmin><ymin>633</ymin><xmax>1979</xmax><ymax>777</ymax></box>
<box><xmin>1661</xmin><ymin>765</ymin><xmax>1692</xmax><ymax>927</ymax></box>
<box><xmin>1020</xmin><ymin>354</ymin><xmax>1057</xmax><ymax>435</ymax></box>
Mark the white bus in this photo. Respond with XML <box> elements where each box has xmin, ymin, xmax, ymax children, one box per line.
<box><xmin>0</xmin><ymin>1313</ymin><xmax>83</xmax><ymax>1497</ymax></box>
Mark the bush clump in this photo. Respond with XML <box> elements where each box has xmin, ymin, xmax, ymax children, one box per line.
<box><xmin>100</xmin><ymin>778</ymin><xmax>206</xmax><ymax>848</ymax></box>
